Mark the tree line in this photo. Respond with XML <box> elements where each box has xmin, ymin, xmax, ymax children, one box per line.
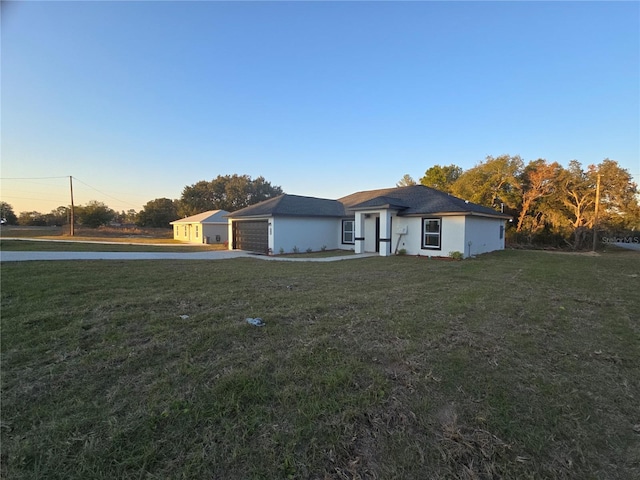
<box><xmin>399</xmin><ymin>155</ymin><xmax>639</xmax><ymax>249</ymax></box>
<box><xmin>0</xmin><ymin>174</ymin><xmax>283</xmax><ymax>229</ymax></box>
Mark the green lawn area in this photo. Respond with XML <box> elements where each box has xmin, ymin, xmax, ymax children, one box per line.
<box><xmin>0</xmin><ymin>240</ymin><xmax>225</xmax><ymax>253</ymax></box>
<box><xmin>1</xmin><ymin>250</ymin><xmax>639</xmax><ymax>479</ymax></box>
<box><xmin>0</xmin><ymin>225</ymin><xmax>174</xmax><ymax>241</ymax></box>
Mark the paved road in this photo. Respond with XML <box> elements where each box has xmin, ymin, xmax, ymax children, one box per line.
<box><xmin>0</xmin><ymin>250</ymin><xmax>249</xmax><ymax>262</ymax></box>
<box><xmin>611</xmin><ymin>242</ymin><xmax>640</xmax><ymax>251</ymax></box>
<box><xmin>0</xmin><ymin>250</ymin><xmax>377</xmax><ymax>262</ymax></box>
<box><xmin>0</xmin><ymin>237</ymin><xmax>378</xmax><ymax>262</ymax></box>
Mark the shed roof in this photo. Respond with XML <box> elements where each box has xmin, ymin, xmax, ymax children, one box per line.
<box><xmin>227</xmin><ymin>194</ymin><xmax>345</xmax><ymax>218</ymax></box>
<box><xmin>170</xmin><ymin>210</ymin><xmax>230</xmax><ymax>225</ymax></box>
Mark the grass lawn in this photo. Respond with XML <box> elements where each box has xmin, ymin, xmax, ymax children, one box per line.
<box><xmin>1</xmin><ymin>250</ymin><xmax>639</xmax><ymax>479</ymax></box>
<box><xmin>0</xmin><ymin>226</ymin><xmax>174</xmax><ymax>240</ymax></box>
<box><xmin>0</xmin><ymin>240</ymin><xmax>226</xmax><ymax>253</ymax></box>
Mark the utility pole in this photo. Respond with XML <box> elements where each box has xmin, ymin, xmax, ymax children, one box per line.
<box><xmin>69</xmin><ymin>176</ymin><xmax>75</xmax><ymax>236</ymax></box>
<box><xmin>592</xmin><ymin>173</ymin><xmax>601</xmax><ymax>251</ymax></box>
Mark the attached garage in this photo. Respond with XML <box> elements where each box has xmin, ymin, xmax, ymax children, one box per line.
<box><xmin>227</xmin><ymin>194</ymin><xmax>347</xmax><ymax>254</ymax></box>
<box><xmin>232</xmin><ymin>220</ymin><xmax>269</xmax><ymax>254</ymax></box>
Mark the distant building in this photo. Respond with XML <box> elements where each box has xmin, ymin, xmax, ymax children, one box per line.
<box><xmin>170</xmin><ymin>210</ymin><xmax>229</xmax><ymax>244</ymax></box>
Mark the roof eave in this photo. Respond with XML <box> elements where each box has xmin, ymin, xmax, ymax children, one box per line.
<box><xmin>348</xmin><ymin>205</ymin><xmax>407</xmax><ymax>212</ymax></box>
<box><xmin>230</xmin><ymin>213</ymin><xmax>344</xmax><ymax>219</ymax></box>
<box><xmin>400</xmin><ymin>211</ymin><xmax>510</xmax><ymax>219</ymax></box>
<box><xmin>227</xmin><ymin>214</ymin><xmax>273</xmax><ymax>220</ymax></box>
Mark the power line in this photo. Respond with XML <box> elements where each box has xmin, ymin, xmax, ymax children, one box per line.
<box><xmin>0</xmin><ymin>195</ymin><xmax>69</xmax><ymax>202</ymax></box>
<box><xmin>2</xmin><ymin>175</ymin><xmax>140</xmax><ymax>210</ymax></box>
<box><xmin>0</xmin><ymin>176</ymin><xmax>69</xmax><ymax>180</ymax></box>
<box><xmin>71</xmin><ymin>176</ymin><xmax>140</xmax><ymax>209</ymax></box>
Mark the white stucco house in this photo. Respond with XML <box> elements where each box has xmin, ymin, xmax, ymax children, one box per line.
<box><xmin>226</xmin><ymin>185</ymin><xmax>510</xmax><ymax>258</ymax></box>
<box><xmin>170</xmin><ymin>210</ymin><xmax>230</xmax><ymax>244</ymax></box>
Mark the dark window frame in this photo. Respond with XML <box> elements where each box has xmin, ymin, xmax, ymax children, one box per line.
<box><xmin>342</xmin><ymin>219</ymin><xmax>355</xmax><ymax>245</ymax></box>
<box><xmin>421</xmin><ymin>217</ymin><xmax>442</xmax><ymax>250</ymax></box>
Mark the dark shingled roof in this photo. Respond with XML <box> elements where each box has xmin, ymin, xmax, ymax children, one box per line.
<box><xmin>228</xmin><ymin>186</ymin><xmax>510</xmax><ymax>219</ymax></box>
<box><xmin>349</xmin><ymin>196</ymin><xmax>409</xmax><ymax>210</ymax></box>
<box><xmin>339</xmin><ymin>185</ymin><xmax>509</xmax><ymax>218</ymax></box>
<box><xmin>227</xmin><ymin>194</ymin><xmax>346</xmax><ymax>218</ymax></box>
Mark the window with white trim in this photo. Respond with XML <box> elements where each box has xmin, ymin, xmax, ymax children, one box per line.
<box><xmin>422</xmin><ymin>218</ymin><xmax>441</xmax><ymax>249</ymax></box>
<box><xmin>342</xmin><ymin>220</ymin><xmax>355</xmax><ymax>244</ymax></box>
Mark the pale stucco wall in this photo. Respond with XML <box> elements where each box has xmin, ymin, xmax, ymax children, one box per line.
<box><xmin>228</xmin><ymin>213</ymin><xmax>506</xmax><ymax>257</ymax></box>
<box><xmin>173</xmin><ymin>223</ymin><xmax>228</xmax><ymax>244</ymax></box>
<box><xmin>272</xmin><ymin>217</ymin><xmax>341</xmax><ymax>254</ymax></box>
<box><xmin>173</xmin><ymin>224</ymin><xmax>190</xmax><ymax>242</ymax></box>
<box><xmin>391</xmin><ymin>217</ymin><xmax>418</xmax><ymax>254</ymax></box>
<box><xmin>377</xmin><ymin>216</ymin><xmax>465</xmax><ymax>257</ymax></box>
<box><xmin>392</xmin><ymin>215</ymin><xmax>505</xmax><ymax>258</ymax></box>
<box><xmin>464</xmin><ymin>216</ymin><xmax>506</xmax><ymax>257</ymax></box>
<box><xmin>440</xmin><ymin>216</ymin><xmax>467</xmax><ymax>256</ymax></box>
<box><xmin>201</xmin><ymin>224</ymin><xmax>229</xmax><ymax>244</ymax></box>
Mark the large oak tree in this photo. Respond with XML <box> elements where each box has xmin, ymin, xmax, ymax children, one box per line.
<box><xmin>450</xmin><ymin>155</ymin><xmax>523</xmax><ymax>210</ymax></box>
<box><xmin>137</xmin><ymin>198</ymin><xmax>179</xmax><ymax>228</ymax></box>
<box><xmin>178</xmin><ymin>174</ymin><xmax>284</xmax><ymax>216</ymax></box>
<box><xmin>419</xmin><ymin>164</ymin><xmax>462</xmax><ymax>193</ymax></box>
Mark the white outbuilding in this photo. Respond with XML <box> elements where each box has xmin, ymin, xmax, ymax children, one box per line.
<box><xmin>170</xmin><ymin>210</ymin><xmax>230</xmax><ymax>245</ymax></box>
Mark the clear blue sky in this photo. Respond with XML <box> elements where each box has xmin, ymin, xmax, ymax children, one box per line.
<box><xmin>2</xmin><ymin>0</ymin><xmax>639</xmax><ymax>214</ymax></box>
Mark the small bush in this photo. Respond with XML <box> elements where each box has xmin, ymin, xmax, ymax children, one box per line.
<box><xmin>321</xmin><ymin>245</ymin><xmax>327</xmax><ymax>251</ymax></box>
<box><xmin>449</xmin><ymin>251</ymin><xmax>464</xmax><ymax>260</ymax></box>
<box><xmin>306</xmin><ymin>248</ymin><xmax>313</xmax><ymax>253</ymax></box>
<box><xmin>397</xmin><ymin>248</ymin><xmax>407</xmax><ymax>256</ymax></box>
<box><xmin>292</xmin><ymin>246</ymin><xmax>299</xmax><ymax>254</ymax></box>
<box><xmin>279</xmin><ymin>247</ymin><xmax>284</xmax><ymax>255</ymax></box>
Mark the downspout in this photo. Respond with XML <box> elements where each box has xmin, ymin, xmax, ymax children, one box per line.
<box><xmin>394</xmin><ymin>232</ymin><xmax>405</xmax><ymax>254</ymax></box>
